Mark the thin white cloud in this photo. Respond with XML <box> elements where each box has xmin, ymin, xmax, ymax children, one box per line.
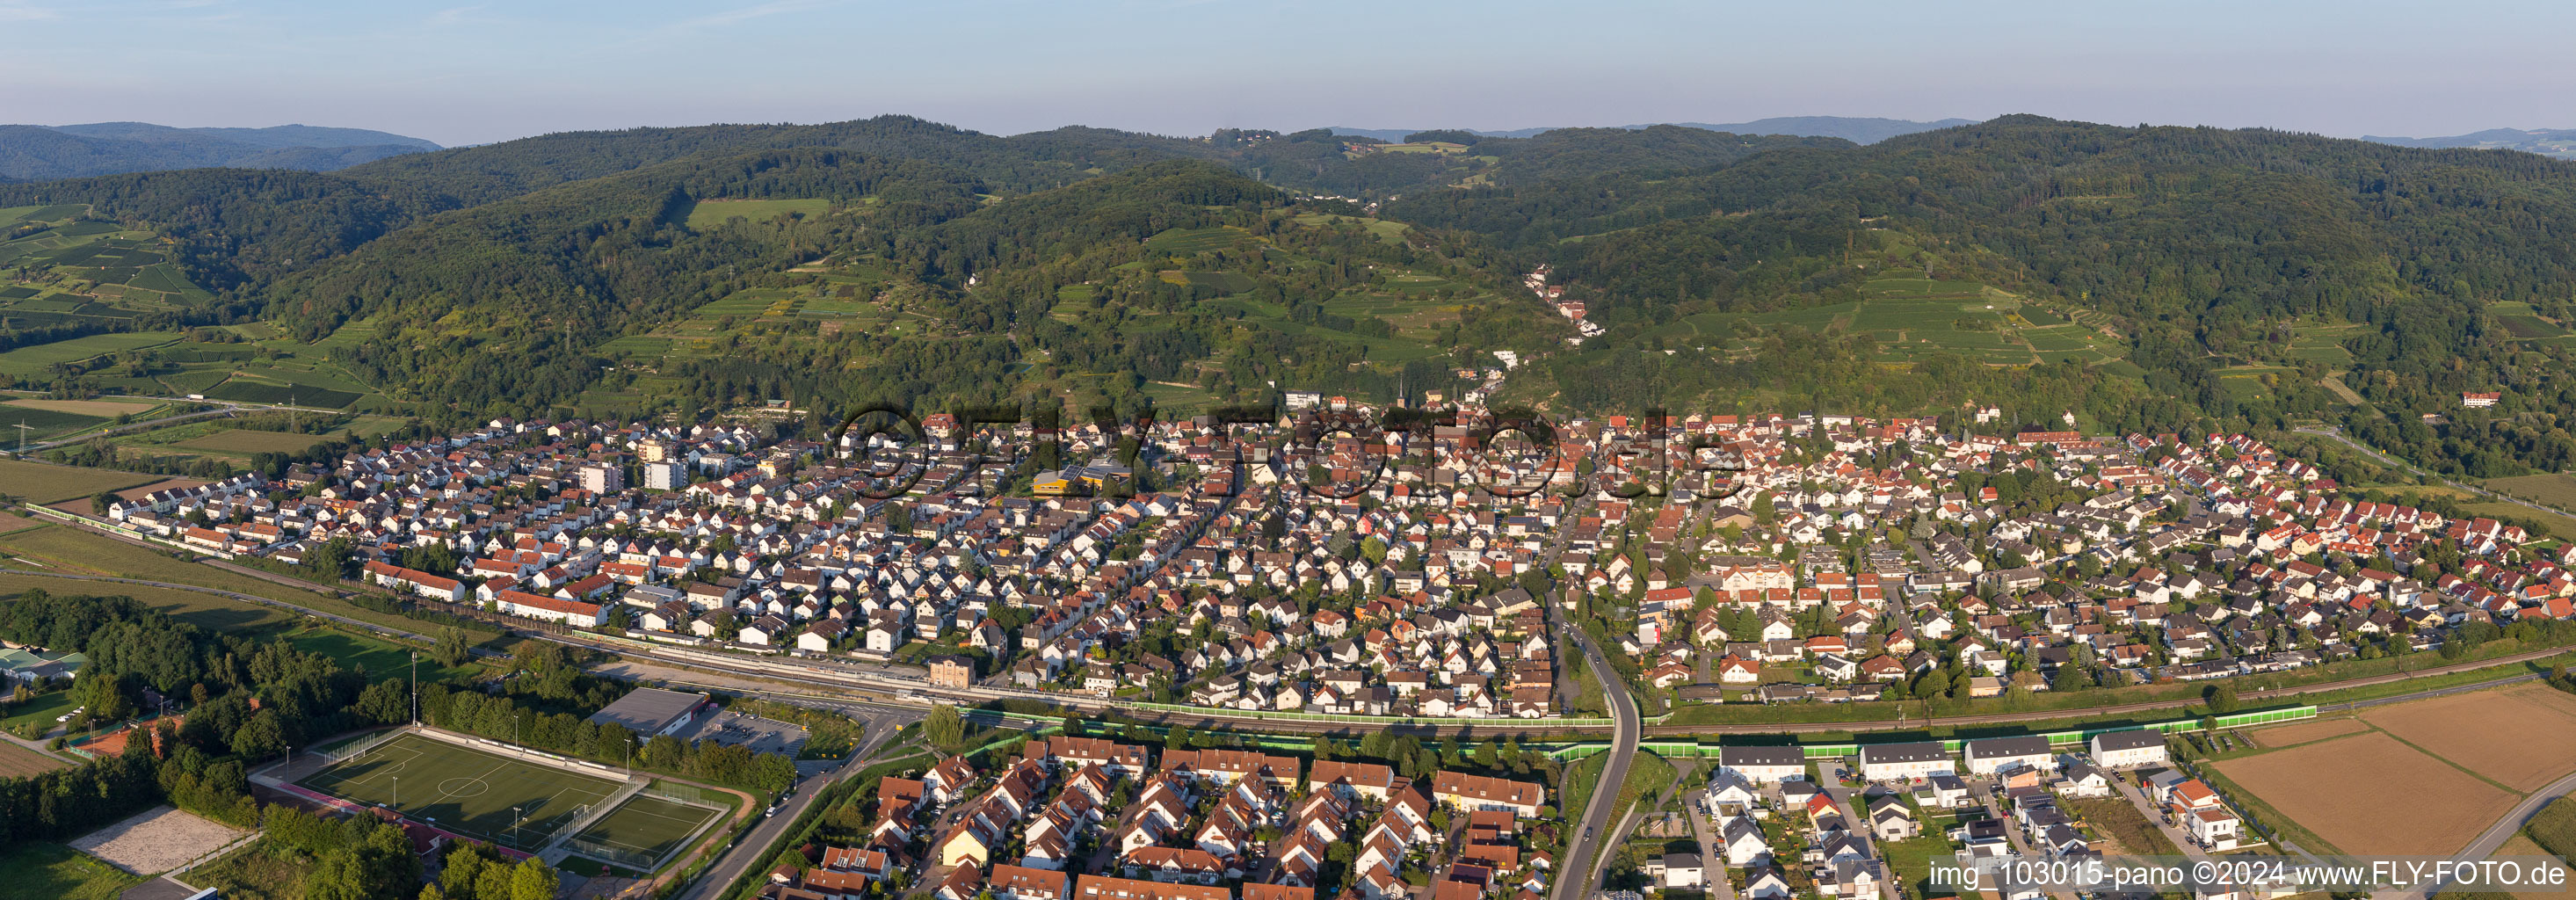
<box><xmin>427</xmin><ymin>4</ymin><xmax>487</xmax><ymax>26</ymax></box>
<box><xmin>0</xmin><ymin>1</ymin><xmax>60</xmax><ymax>21</ymax></box>
<box><xmin>673</xmin><ymin>0</ymin><xmax>837</xmax><ymax>31</ymax></box>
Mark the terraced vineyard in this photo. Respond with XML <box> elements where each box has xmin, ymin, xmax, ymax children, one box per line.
<box><xmin>0</xmin><ymin>205</ymin><xmax>213</xmax><ymax>330</ymax></box>
<box><xmin>1636</xmin><ymin>274</ymin><xmax>2124</xmax><ymax>367</ymax></box>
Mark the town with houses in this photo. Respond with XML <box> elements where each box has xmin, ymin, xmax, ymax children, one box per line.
<box><xmin>752</xmin><ymin>732</ymin><xmax>1558</xmax><ymax>900</ymax></box>
<box><xmin>83</xmin><ymin>396</ymin><xmax>2576</xmax><ymax>727</ymax></box>
<box><xmin>743</xmin><ymin>710</ymin><xmax>2256</xmax><ymax>900</ymax></box>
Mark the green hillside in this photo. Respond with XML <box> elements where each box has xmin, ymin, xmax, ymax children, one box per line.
<box><xmin>2</xmin><ymin>114</ymin><xmax>2575</xmax><ymax>480</ymax></box>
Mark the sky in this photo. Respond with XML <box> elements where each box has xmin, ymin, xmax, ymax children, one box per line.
<box><xmin>3</xmin><ymin>0</ymin><xmax>2572</xmax><ymax>148</ymax></box>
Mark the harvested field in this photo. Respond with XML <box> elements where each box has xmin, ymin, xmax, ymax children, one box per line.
<box><xmin>4</xmin><ymin>398</ymin><xmax>155</xmax><ymax>417</ymax></box>
<box><xmin>68</xmin><ymin>805</ymin><xmax>244</xmax><ymax>875</ymax></box>
<box><xmin>2363</xmin><ymin>684</ymin><xmax>2576</xmax><ymax>790</ymax></box>
<box><xmin>2215</xmin><ymin>731</ymin><xmax>2514</xmax><ymax>855</ymax></box>
<box><xmin>0</xmin><ymin>739</ymin><xmax>68</xmax><ymax>776</ymax></box>
<box><xmin>2496</xmin><ymin>834</ymin><xmax>2574</xmax><ymax>899</ymax></box>
<box><xmin>2250</xmin><ymin>716</ymin><xmax>2369</xmax><ymax>747</ymax></box>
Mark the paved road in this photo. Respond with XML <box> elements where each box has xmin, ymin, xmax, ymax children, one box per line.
<box><xmin>11</xmin><ymin>393</ymin><xmax>346</xmax><ymax>453</ymax></box>
<box><xmin>675</xmin><ymin>722</ymin><xmax>903</xmax><ymax>900</ymax></box>
<box><xmin>1554</xmin><ymin>601</ymin><xmax>1643</xmax><ymax>900</ymax></box>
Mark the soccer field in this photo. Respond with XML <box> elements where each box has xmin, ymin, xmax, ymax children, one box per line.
<box><xmin>563</xmin><ymin>792</ymin><xmax>725</xmax><ymax>869</ymax></box>
<box><xmin>299</xmin><ymin>732</ymin><xmax>628</xmax><ymax>853</ymax></box>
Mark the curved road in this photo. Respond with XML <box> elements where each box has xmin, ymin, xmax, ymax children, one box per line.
<box><xmin>1553</xmin><ymin>617</ymin><xmax>1640</xmax><ymax>900</ymax></box>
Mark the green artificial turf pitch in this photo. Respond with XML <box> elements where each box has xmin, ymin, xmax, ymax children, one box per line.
<box><xmin>298</xmin><ymin>732</ymin><xmax>625</xmax><ymax>853</ymax></box>
<box><xmin>564</xmin><ymin>793</ymin><xmax>723</xmax><ymax>867</ymax></box>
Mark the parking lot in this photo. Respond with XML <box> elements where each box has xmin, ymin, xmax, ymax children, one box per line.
<box><xmin>673</xmin><ymin>708</ymin><xmax>809</xmax><ymax>757</ymax></box>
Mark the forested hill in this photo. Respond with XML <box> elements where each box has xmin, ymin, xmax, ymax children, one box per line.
<box><xmin>264</xmin><ymin>148</ymin><xmax>992</xmax><ymax>411</ymax></box>
<box><xmin>1450</xmin><ymin>116</ymin><xmax>2576</xmax><ymax>475</ymax></box>
<box><xmin>0</xmin><ymin>121</ymin><xmax>437</xmax><ymax>181</ymax></box>
<box><xmin>14</xmin><ymin>113</ymin><xmax>2576</xmax><ymax>477</ymax></box>
<box><xmin>334</xmin><ymin>115</ymin><xmax>1213</xmax><ymax>205</ymax></box>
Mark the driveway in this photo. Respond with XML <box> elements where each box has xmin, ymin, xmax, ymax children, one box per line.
<box><xmin>1681</xmin><ymin>788</ymin><xmax>1740</xmax><ymax>900</ymax></box>
<box><xmin>1819</xmin><ymin>782</ymin><xmax>1900</xmax><ymax>900</ymax></box>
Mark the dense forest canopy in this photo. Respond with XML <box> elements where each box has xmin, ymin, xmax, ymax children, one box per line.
<box><xmin>9</xmin><ymin>113</ymin><xmax>2576</xmax><ymax>474</ymax></box>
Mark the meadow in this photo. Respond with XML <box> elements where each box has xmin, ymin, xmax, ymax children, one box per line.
<box><xmin>2483</xmin><ymin>474</ymin><xmax>2576</xmax><ymax>510</ymax></box>
<box><xmin>684</xmin><ymin>197</ymin><xmax>831</xmax><ymax>229</ymax></box>
<box><xmin>0</xmin><ymin>842</ymin><xmax>141</xmax><ymax>900</ymax></box>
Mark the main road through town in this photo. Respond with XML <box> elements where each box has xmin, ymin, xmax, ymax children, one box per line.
<box><xmin>1552</xmin><ymin>611</ymin><xmax>1641</xmax><ymax>900</ymax></box>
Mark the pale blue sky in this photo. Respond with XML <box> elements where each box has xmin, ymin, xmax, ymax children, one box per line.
<box><xmin>3</xmin><ymin>0</ymin><xmax>2569</xmax><ymax>147</ymax></box>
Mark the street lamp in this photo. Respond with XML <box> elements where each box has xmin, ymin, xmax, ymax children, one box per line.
<box><xmin>392</xmin><ymin>776</ymin><xmax>399</xmax><ymax>809</ymax></box>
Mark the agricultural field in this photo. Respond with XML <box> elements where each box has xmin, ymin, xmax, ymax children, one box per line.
<box><xmin>2486</xmin><ymin>301</ymin><xmax>2576</xmax><ymax>344</ymax></box>
<box><xmin>0</xmin><ymin>331</ymin><xmax>182</xmax><ymax>377</ymax></box>
<box><xmin>2214</xmin><ymin>730</ymin><xmax>2514</xmax><ymax>855</ymax></box>
<box><xmin>174</xmin><ymin>428</ymin><xmax>335</xmax><ymax>455</ymax></box>
<box><xmin>0</xmin><ymin>457</ymin><xmax>160</xmax><ymax>503</ymax></box>
<box><xmin>2210</xmin><ymin>684</ymin><xmax>2576</xmax><ymax>857</ymax></box>
<box><xmin>683</xmin><ymin>197</ymin><xmax>831</xmax><ymax>229</ymax></box>
<box><xmin>2361</xmin><ymin>684</ymin><xmax>2576</xmax><ymax>790</ymax></box>
<box><xmin>0</xmin><ymin>572</ymin><xmax>290</xmax><ymax>631</ymax></box>
<box><xmin>0</xmin><ymin>396</ymin><xmax>164</xmax><ymax>444</ymax></box>
<box><xmin>33</xmin><ymin>324</ymin><xmax>395</xmax><ymax>410</ymax></box>
<box><xmin>0</xmin><ymin>739</ymin><xmax>68</xmax><ymax>777</ymax></box>
<box><xmin>1286</xmin><ymin>214</ymin><xmax>1408</xmax><ymax>245</ymax></box>
<box><xmin>2484</xmin><ymin>474</ymin><xmax>2576</xmax><ymax>510</ymax></box>
<box><xmin>107</xmin><ymin>414</ymin><xmax>402</xmax><ymax>465</ymax></box>
<box><xmin>2247</xmin><ymin>715</ymin><xmax>2369</xmax><ymax>747</ymax></box>
<box><xmin>2458</xmin><ymin>502</ymin><xmax>2576</xmax><ymax>542</ymax></box>
<box><xmin>1639</xmin><ymin>273</ymin><xmax>2124</xmax><ymax>368</ymax></box>
<box><xmin>1144</xmin><ymin>225</ymin><xmax>1248</xmax><ymax>255</ymax></box>
<box><xmin>2289</xmin><ymin>321</ymin><xmax>2364</xmax><ymax>366</ymax></box>
<box><xmin>0</xmin><ymin>206</ymin><xmax>213</xmax><ymax>323</ymax></box>
<box><xmin>6</xmin><ymin>396</ymin><xmax>162</xmax><ymax>418</ymax></box>
<box><xmin>2494</xmin><ymin>834</ymin><xmax>2575</xmax><ymax>900</ymax></box>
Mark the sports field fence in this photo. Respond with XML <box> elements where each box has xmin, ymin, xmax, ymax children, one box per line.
<box><xmin>641</xmin><ymin>780</ymin><xmax>731</xmax><ymax>809</ymax></box>
<box><xmin>314</xmin><ymin>727</ymin><xmax>410</xmax><ymax>766</ymax></box>
<box><xmin>561</xmin><ymin>834</ymin><xmax>658</xmax><ymax>870</ymax></box>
